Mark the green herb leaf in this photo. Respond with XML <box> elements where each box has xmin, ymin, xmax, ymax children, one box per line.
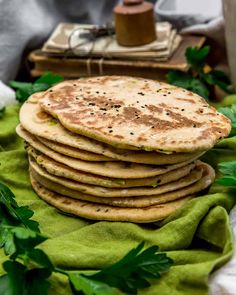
<box><xmin>216</xmin><ymin>176</ymin><xmax>236</xmax><ymax>186</ymax></box>
<box><xmin>215</xmin><ymin>161</ymin><xmax>236</xmax><ymax>186</ymax></box>
<box><xmin>0</xmin><ymin>184</ymin><xmax>174</xmax><ymax>295</ymax></box>
<box><xmin>87</xmin><ymin>241</ymin><xmax>173</xmax><ymax>295</ymax></box>
<box><xmin>218</xmin><ymin>105</ymin><xmax>236</xmax><ymax>137</ymax></box>
<box><xmin>27</xmin><ymin>249</ymin><xmax>54</xmax><ymax>270</ymax></box>
<box><xmin>0</xmin><ymin>182</ymin><xmax>40</xmax><ymax>256</ymax></box>
<box><xmin>35</xmin><ymin>72</ymin><xmax>63</xmax><ymax>85</ymax></box>
<box><xmin>10</xmin><ymin>227</ymin><xmax>47</xmax><ymax>259</ymax></box>
<box><xmin>0</xmin><ymin>107</ymin><xmax>5</xmax><ymax>119</ymax></box>
<box><xmin>8</xmin><ymin>81</ymin><xmax>32</xmax><ymax>90</ymax></box>
<box><xmin>9</xmin><ymin>72</ymin><xmax>63</xmax><ymax>103</ymax></box>
<box><xmin>0</xmin><ymin>183</ymin><xmax>39</xmax><ymax>231</ymax></box>
<box><xmin>24</xmin><ymin>268</ymin><xmax>51</xmax><ymax>295</ymax></box>
<box><xmin>185</xmin><ymin>46</ymin><xmax>210</xmax><ymax>69</ymax></box>
<box><xmin>219</xmin><ymin>161</ymin><xmax>236</xmax><ymax>175</ymax></box>
<box><xmin>0</xmin><ymin>261</ymin><xmax>51</xmax><ymax>295</ymax></box>
<box><xmin>201</xmin><ymin>70</ymin><xmax>233</xmax><ymax>94</ymax></box>
<box><xmin>0</xmin><ymin>261</ymin><xmax>26</xmax><ymax>295</ymax></box>
<box><xmin>167</xmin><ymin>71</ymin><xmax>209</xmax><ymax>99</ymax></box>
<box><xmin>69</xmin><ymin>273</ymin><xmax>116</xmax><ymax>295</ymax></box>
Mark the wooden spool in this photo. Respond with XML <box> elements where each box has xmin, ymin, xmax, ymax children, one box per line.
<box><xmin>113</xmin><ymin>0</ymin><xmax>157</xmax><ymax>46</ymax></box>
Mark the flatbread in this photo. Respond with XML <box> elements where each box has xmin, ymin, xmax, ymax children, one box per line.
<box><xmin>38</xmin><ymin>135</ymin><xmax>202</xmax><ymax>165</ymax></box>
<box><xmin>19</xmin><ymin>96</ymin><xmax>203</xmax><ymax>164</ymax></box>
<box><xmin>28</xmin><ymin>153</ymin><xmax>196</xmax><ymax>188</ymax></box>
<box><xmin>30</xmin><ymin>162</ymin><xmax>214</xmax><ymax>208</ymax></box>
<box><xmin>30</xmin><ymin>175</ymin><xmax>194</xmax><ymax>223</ymax></box>
<box><xmin>29</xmin><ymin>158</ymin><xmax>203</xmax><ymax>197</ymax></box>
<box><xmin>39</xmin><ymin>76</ymin><xmax>231</xmax><ymax>152</ymax></box>
<box><xmin>37</xmin><ymin>136</ymin><xmax>113</xmax><ymax>162</ymax></box>
<box><xmin>17</xmin><ymin>125</ymin><xmax>201</xmax><ymax>179</ymax></box>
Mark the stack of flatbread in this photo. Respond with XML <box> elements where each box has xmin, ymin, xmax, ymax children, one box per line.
<box><xmin>17</xmin><ymin>76</ymin><xmax>231</xmax><ymax>223</ymax></box>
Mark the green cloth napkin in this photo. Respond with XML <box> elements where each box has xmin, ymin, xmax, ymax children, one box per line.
<box><xmin>0</xmin><ymin>105</ymin><xmax>236</xmax><ymax>295</ymax></box>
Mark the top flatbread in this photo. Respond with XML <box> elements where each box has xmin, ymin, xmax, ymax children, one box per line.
<box><xmin>39</xmin><ymin>76</ymin><xmax>231</xmax><ymax>152</ymax></box>
<box><xmin>19</xmin><ymin>94</ymin><xmax>202</xmax><ymax>164</ymax></box>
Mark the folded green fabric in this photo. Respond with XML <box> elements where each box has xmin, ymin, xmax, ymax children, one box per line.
<box><xmin>0</xmin><ymin>105</ymin><xmax>236</xmax><ymax>295</ymax></box>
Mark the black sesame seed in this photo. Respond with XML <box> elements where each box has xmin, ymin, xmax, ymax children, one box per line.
<box><xmin>73</xmin><ymin>84</ymin><xmax>77</xmax><ymax>86</ymax></box>
<box><xmin>88</xmin><ymin>103</ymin><xmax>95</xmax><ymax>106</ymax></box>
<box><xmin>90</xmin><ymin>112</ymin><xmax>94</xmax><ymax>115</ymax></box>
<box><xmin>166</xmin><ymin>112</ymin><xmax>169</xmax><ymax>115</ymax></box>
<box><xmin>136</xmin><ymin>101</ymin><xmax>140</xmax><ymax>103</ymax></box>
<box><xmin>151</xmin><ymin>126</ymin><xmax>154</xmax><ymax>129</ymax></box>
<box><xmin>163</xmin><ymin>94</ymin><xmax>167</xmax><ymax>96</ymax></box>
<box><xmin>96</xmin><ymin>91</ymin><xmax>99</xmax><ymax>94</ymax></box>
<box><xmin>109</xmin><ymin>130</ymin><xmax>113</xmax><ymax>133</ymax></box>
<box><xmin>138</xmin><ymin>92</ymin><xmax>144</xmax><ymax>96</ymax></box>
<box><xmin>168</xmin><ymin>92</ymin><xmax>171</xmax><ymax>94</ymax></box>
<box><xmin>49</xmin><ymin>89</ymin><xmax>53</xmax><ymax>92</ymax></box>
<box><xmin>130</xmin><ymin>132</ymin><xmax>134</xmax><ymax>135</ymax></box>
<box><xmin>156</xmin><ymin>179</ymin><xmax>161</xmax><ymax>184</ymax></box>
<box><xmin>100</xmin><ymin>108</ymin><xmax>107</xmax><ymax>111</ymax></box>
<box><xmin>108</xmin><ymin>126</ymin><xmax>112</xmax><ymax>129</ymax></box>
<box><xmin>181</xmin><ymin>109</ymin><xmax>185</xmax><ymax>111</ymax></box>
<box><xmin>141</xmin><ymin>106</ymin><xmax>145</xmax><ymax>108</ymax></box>
<box><xmin>193</xmin><ymin>124</ymin><xmax>197</xmax><ymax>128</ymax></box>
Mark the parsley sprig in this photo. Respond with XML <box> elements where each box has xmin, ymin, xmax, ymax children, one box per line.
<box><xmin>9</xmin><ymin>72</ymin><xmax>63</xmax><ymax>103</ymax></box>
<box><xmin>0</xmin><ymin>107</ymin><xmax>5</xmax><ymax>119</ymax></box>
<box><xmin>0</xmin><ymin>182</ymin><xmax>173</xmax><ymax>295</ymax></box>
<box><xmin>216</xmin><ymin>162</ymin><xmax>236</xmax><ymax>187</ymax></box>
<box><xmin>218</xmin><ymin>104</ymin><xmax>236</xmax><ymax>137</ymax></box>
<box><xmin>167</xmin><ymin>46</ymin><xmax>234</xmax><ymax>100</ymax></box>
<box><xmin>213</xmin><ymin>105</ymin><xmax>236</xmax><ymax>187</ymax></box>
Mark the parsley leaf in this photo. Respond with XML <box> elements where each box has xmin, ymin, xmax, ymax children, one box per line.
<box><xmin>218</xmin><ymin>105</ymin><xmax>236</xmax><ymax>137</ymax></box>
<box><xmin>216</xmin><ymin>161</ymin><xmax>236</xmax><ymax>187</ymax></box>
<box><xmin>0</xmin><ymin>261</ymin><xmax>51</xmax><ymax>295</ymax></box>
<box><xmin>0</xmin><ymin>183</ymin><xmax>174</xmax><ymax>295</ymax></box>
<box><xmin>86</xmin><ymin>241</ymin><xmax>173</xmax><ymax>295</ymax></box>
<box><xmin>0</xmin><ymin>261</ymin><xmax>26</xmax><ymax>295</ymax></box>
<box><xmin>9</xmin><ymin>72</ymin><xmax>63</xmax><ymax>103</ymax></box>
<box><xmin>0</xmin><ymin>107</ymin><xmax>5</xmax><ymax>119</ymax></box>
<box><xmin>185</xmin><ymin>46</ymin><xmax>210</xmax><ymax>69</ymax></box>
<box><xmin>0</xmin><ymin>183</ymin><xmax>39</xmax><ymax>231</ymax></box>
<box><xmin>35</xmin><ymin>72</ymin><xmax>63</xmax><ymax>85</ymax></box>
<box><xmin>69</xmin><ymin>273</ymin><xmax>116</xmax><ymax>295</ymax></box>
<box><xmin>167</xmin><ymin>46</ymin><xmax>233</xmax><ymax>100</ymax></box>
<box><xmin>167</xmin><ymin>71</ymin><xmax>209</xmax><ymax>99</ymax></box>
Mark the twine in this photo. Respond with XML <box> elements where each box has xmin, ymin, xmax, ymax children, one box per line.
<box><xmin>64</xmin><ymin>23</ymin><xmax>114</xmax><ymax>76</ymax></box>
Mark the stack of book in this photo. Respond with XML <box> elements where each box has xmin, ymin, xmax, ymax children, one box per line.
<box><xmin>29</xmin><ymin>22</ymin><xmax>205</xmax><ymax>80</ymax></box>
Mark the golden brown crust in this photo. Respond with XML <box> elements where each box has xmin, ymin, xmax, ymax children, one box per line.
<box><xmin>30</xmin><ymin>175</ymin><xmax>194</xmax><ymax>223</ymax></box>
<box><xmin>39</xmin><ymin>76</ymin><xmax>231</xmax><ymax>152</ymax></box>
